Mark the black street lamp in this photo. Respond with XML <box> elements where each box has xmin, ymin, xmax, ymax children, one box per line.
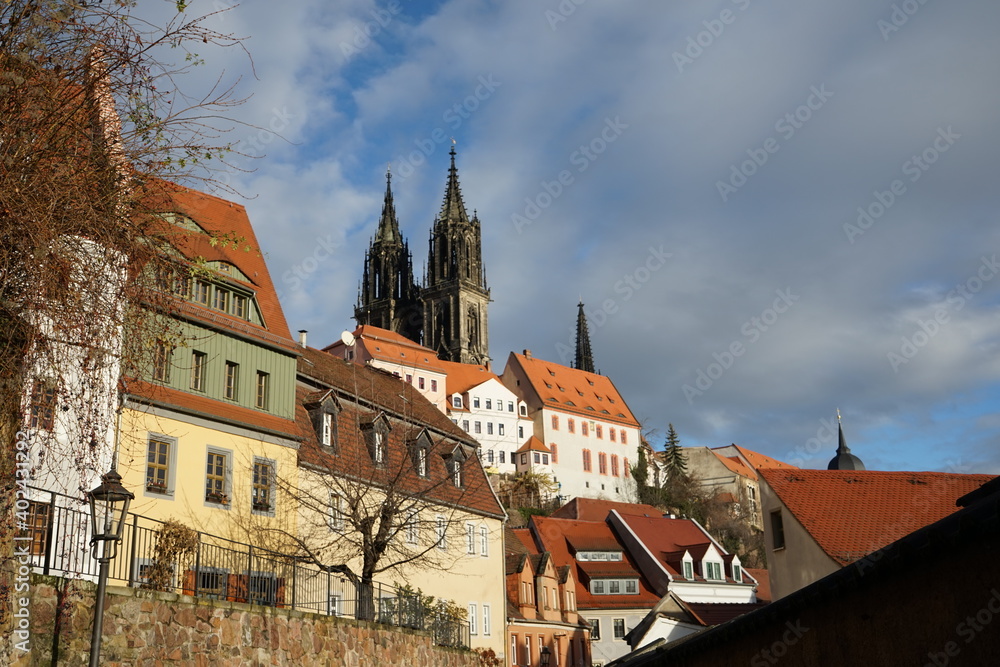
<box><xmin>539</xmin><ymin>645</ymin><xmax>552</xmax><ymax>667</ymax></box>
<box><xmin>87</xmin><ymin>466</ymin><xmax>133</xmax><ymax>667</ymax></box>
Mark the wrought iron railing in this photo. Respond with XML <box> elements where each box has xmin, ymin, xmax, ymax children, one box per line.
<box><xmin>23</xmin><ymin>487</ymin><xmax>470</xmax><ymax>649</ymax></box>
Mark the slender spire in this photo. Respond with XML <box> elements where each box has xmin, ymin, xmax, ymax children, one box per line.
<box><xmin>828</xmin><ymin>410</ymin><xmax>866</xmax><ymax>470</ymax></box>
<box><xmin>375</xmin><ymin>167</ymin><xmax>401</xmax><ymax>244</ymax></box>
<box><xmin>438</xmin><ymin>144</ymin><xmax>471</xmax><ymax>226</ymax></box>
<box><xmin>575</xmin><ymin>301</ymin><xmax>595</xmax><ymax>373</ymax></box>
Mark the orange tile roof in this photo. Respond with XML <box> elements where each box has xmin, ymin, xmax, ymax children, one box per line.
<box><xmin>516</xmin><ymin>436</ymin><xmax>550</xmax><ymax>454</ymax></box>
<box><xmin>529</xmin><ymin>516</ymin><xmax>660</xmax><ymax>610</ymax></box>
<box><xmin>324</xmin><ymin>325</ymin><xmax>447</xmax><ymax>374</ymax></box>
<box><xmin>296</xmin><ymin>347</ymin><xmax>504</xmax><ymax>519</ymax></box>
<box><xmin>744</xmin><ymin>568</ymin><xmax>771</xmax><ymax>603</ymax></box>
<box><xmin>507</xmin><ymin>353</ymin><xmax>639</xmax><ymax>427</ymax></box>
<box><xmin>616</xmin><ymin>513</ymin><xmax>725</xmax><ymax>580</ymax></box>
<box><xmin>723</xmin><ymin>444</ymin><xmax>797</xmax><ymax>471</ymax></box>
<box><xmin>551</xmin><ymin>497</ymin><xmax>664</xmax><ymax>522</ymax></box>
<box><xmin>760</xmin><ymin>469</ymin><xmax>994</xmax><ymax>566</ymax></box>
<box><xmin>713</xmin><ymin>452</ymin><xmax>757</xmax><ymax>480</ymax></box>
<box><xmin>142</xmin><ymin>180</ymin><xmax>296</xmax><ymax>352</ymax></box>
<box><xmin>437</xmin><ymin>359</ymin><xmax>499</xmax><ymax>395</ymax></box>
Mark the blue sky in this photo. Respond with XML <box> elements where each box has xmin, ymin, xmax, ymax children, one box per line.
<box><xmin>167</xmin><ymin>0</ymin><xmax>1000</xmax><ymax>473</ymax></box>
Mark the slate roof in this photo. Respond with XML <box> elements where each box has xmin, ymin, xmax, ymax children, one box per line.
<box><xmin>295</xmin><ymin>346</ymin><xmax>504</xmax><ymax>519</ymax></box>
<box><xmin>506</xmin><ymin>352</ymin><xmax>639</xmax><ymax>426</ymax></box>
<box><xmin>759</xmin><ymin>468</ymin><xmax>993</xmax><ymax>566</ymax></box>
<box><xmin>550</xmin><ymin>497</ymin><xmax>663</xmax><ymax>521</ymax></box>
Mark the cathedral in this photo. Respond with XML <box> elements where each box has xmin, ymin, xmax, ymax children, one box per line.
<box><xmin>355</xmin><ymin>147</ymin><xmax>491</xmax><ymax>365</ymax></box>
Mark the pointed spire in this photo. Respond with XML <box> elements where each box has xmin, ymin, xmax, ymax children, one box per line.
<box><xmin>438</xmin><ymin>144</ymin><xmax>471</xmax><ymax>226</ymax></box>
<box><xmin>375</xmin><ymin>166</ymin><xmax>401</xmax><ymax>244</ymax></box>
<box><xmin>828</xmin><ymin>410</ymin><xmax>866</xmax><ymax>470</ymax></box>
<box><xmin>575</xmin><ymin>301</ymin><xmax>595</xmax><ymax>373</ymax></box>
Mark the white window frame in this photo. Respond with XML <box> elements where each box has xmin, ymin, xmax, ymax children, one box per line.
<box><xmin>321</xmin><ymin>413</ymin><xmax>333</xmax><ymax>446</ymax></box>
<box><xmin>469</xmin><ymin>602</ymin><xmax>478</xmax><ymax>635</ymax></box>
<box><xmin>482</xmin><ymin>603</ymin><xmax>491</xmax><ymax>636</ymax></box>
<box><xmin>480</xmin><ymin>525</ymin><xmax>488</xmax><ymax>556</ymax></box>
<box><xmin>613</xmin><ymin>618</ymin><xmax>626</xmax><ymax>640</ymax></box>
<box><xmin>329</xmin><ymin>493</ymin><xmax>344</xmax><ymax>531</ymax></box>
<box><xmin>204</xmin><ymin>447</ymin><xmax>232</xmax><ymax>508</ymax></box>
<box><xmin>466</xmin><ymin>523</ymin><xmax>476</xmax><ymax>555</ymax></box>
<box><xmin>406</xmin><ymin>513</ymin><xmax>419</xmax><ymax>545</ymax></box>
<box><xmin>436</xmin><ymin>516</ymin><xmax>447</xmax><ymax>550</ymax></box>
<box><xmin>683</xmin><ymin>559</ymin><xmax>694</xmax><ymax>580</ymax></box>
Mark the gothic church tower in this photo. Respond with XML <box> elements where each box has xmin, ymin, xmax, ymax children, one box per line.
<box><xmin>422</xmin><ymin>146</ymin><xmax>491</xmax><ymax>364</ymax></box>
<box><xmin>354</xmin><ymin>170</ymin><xmax>423</xmax><ymax>343</ymax></box>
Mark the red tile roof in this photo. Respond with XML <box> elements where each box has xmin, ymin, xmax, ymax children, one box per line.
<box><xmin>744</xmin><ymin>568</ymin><xmax>771</xmax><ymax>603</ymax></box>
<box><xmin>142</xmin><ymin>180</ymin><xmax>296</xmax><ymax>353</ymax></box>
<box><xmin>721</xmin><ymin>444</ymin><xmax>797</xmax><ymax>471</ymax></box>
<box><xmin>296</xmin><ymin>346</ymin><xmax>504</xmax><ymax>519</ymax></box>
<box><xmin>529</xmin><ymin>516</ymin><xmax>660</xmax><ymax>610</ymax></box>
<box><xmin>551</xmin><ymin>497</ymin><xmax>664</xmax><ymax>522</ymax></box>
<box><xmin>437</xmin><ymin>359</ymin><xmax>499</xmax><ymax>395</ymax></box>
<box><xmin>516</xmin><ymin>436</ymin><xmax>550</xmax><ymax>454</ymax></box>
<box><xmin>506</xmin><ymin>352</ymin><xmax>639</xmax><ymax>426</ymax></box>
<box><xmin>615</xmin><ymin>513</ymin><xmax>725</xmax><ymax>581</ymax></box>
<box><xmin>324</xmin><ymin>325</ymin><xmax>447</xmax><ymax>374</ymax></box>
<box><xmin>760</xmin><ymin>468</ymin><xmax>994</xmax><ymax>566</ymax></box>
<box><xmin>713</xmin><ymin>453</ymin><xmax>757</xmax><ymax>480</ymax></box>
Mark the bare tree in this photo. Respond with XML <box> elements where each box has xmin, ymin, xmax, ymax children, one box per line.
<box><xmin>0</xmin><ymin>0</ymin><xmax>252</xmax><ymax>654</ymax></box>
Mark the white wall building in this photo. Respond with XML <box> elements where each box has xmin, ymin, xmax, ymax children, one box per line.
<box><xmin>501</xmin><ymin>350</ymin><xmax>642</xmax><ymax>504</ymax></box>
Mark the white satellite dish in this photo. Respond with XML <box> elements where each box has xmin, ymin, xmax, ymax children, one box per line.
<box><xmin>340</xmin><ymin>330</ymin><xmax>356</xmax><ymax>347</ymax></box>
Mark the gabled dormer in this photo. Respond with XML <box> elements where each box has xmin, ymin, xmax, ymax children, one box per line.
<box><xmin>408</xmin><ymin>428</ymin><xmax>434</xmax><ymax>478</ymax></box>
<box><xmin>360</xmin><ymin>412</ymin><xmax>392</xmax><ymax>466</ymax></box>
<box><xmin>305</xmin><ymin>390</ymin><xmax>341</xmax><ymax>451</ymax></box>
<box><xmin>700</xmin><ymin>543</ymin><xmax>726</xmax><ymax>582</ymax></box>
<box><xmin>680</xmin><ymin>550</ymin><xmax>695</xmax><ymax>581</ymax></box>
<box><xmin>441</xmin><ymin>443</ymin><xmax>470</xmax><ymax>488</ymax></box>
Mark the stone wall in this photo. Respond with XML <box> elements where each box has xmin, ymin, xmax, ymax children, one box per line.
<box><xmin>11</xmin><ymin>575</ymin><xmax>480</xmax><ymax>666</ymax></box>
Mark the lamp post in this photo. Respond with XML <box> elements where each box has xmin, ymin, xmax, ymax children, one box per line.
<box><xmin>539</xmin><ymin>645</ymin><xmax>552</xmax><ymax>667</ymax></box>
<box><xmin>87</xmin><ymin>466</ymin><xmax>133</xmax><ymax>667</ymax></box>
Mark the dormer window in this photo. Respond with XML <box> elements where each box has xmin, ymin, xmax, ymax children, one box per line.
<box><xmin>453</xmin><ymin>396</ymin><xmax>463</xmax><ymax>408</ymax></box>
<box><xmin>683</xmin><ymin>560</ymin><xmax>694</xmax><ymax>580</ymax></box>
<box><xmin>443</xmin><ymin>445</ymin><xmax>468</xmax><ymax>488</ymax></box>
<box><xmin>733</xmin><ymin>564</ymin><xmax>742</xmax><ymax>583</ymax></box>
<box><xmin>704</xmin><ymin>562</ymin><xmax>723</xmax><ymax>580</ymax></box>
<box><xmin>409</xmin><ymin>430</ymin><xmax>433</xmax><ymax>478</ymax></box>
<box><xmin>361</xmin><ymin>414</ymin><xmax>391</xmax><ymax>466</ymax></box>
<box><xmin>451</xmin><ymin>459</ymin><xmax>462</xmax><ymax>487</ymax></box>
<box><xmin>307</xmin><ymin>392</ymin><xmax>340</xmax><ymax>452</ymax></box>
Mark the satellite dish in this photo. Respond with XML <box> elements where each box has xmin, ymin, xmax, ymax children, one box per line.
<box><xmin>340</xmin><ymin>330</ymin><xmax>356</xmax><ymax>347</ymax></box>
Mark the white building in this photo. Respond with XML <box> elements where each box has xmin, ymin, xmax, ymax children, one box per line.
<box><xmin>437</xmin><ymin>359</ymin><xmax>531</xmax><ymax>474</ymax></box>
<box><xmin>323</xmin><ymin>325</ymin><xmax>448</xmax><ymax>411</ymax></box>
<box><xmin>501</xmin><ymin>350</ymin><xmax>642</xmax><ymax>504</ymax></box>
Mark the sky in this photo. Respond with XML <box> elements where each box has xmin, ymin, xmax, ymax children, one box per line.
<box><xmin>157</xmin><ymin>0</ymin><xmax>1000</xmax><ymax>474</ymax></box>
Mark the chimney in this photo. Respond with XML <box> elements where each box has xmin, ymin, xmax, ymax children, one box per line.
<box><xmin>523</xmin><ymin>349</ymin><xmax>532</xmax><ymax>359</ymax></box>
<box><xmin>298</xmin><ymin>330</ymin><xmax>308</xmax><ymax>348</ymax></box>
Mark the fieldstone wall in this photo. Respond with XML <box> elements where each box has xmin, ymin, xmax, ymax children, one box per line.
<box><xmin>11</xmin><ymin>575</ymin><xmax>479</xmax><ymax>666</ymax></box>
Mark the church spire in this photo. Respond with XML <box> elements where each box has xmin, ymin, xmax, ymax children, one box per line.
<box><xmin>828</xmin><ymin>410</ymin><xmax>866</xmax><ymax>470</ymax></box>
<box><xmin>437</xmin><ymin>144</ymin><xmax>471</xmax><ymax>226</ymax></box>
<box><xmin>575</xmin><ymin>301</ymin><xmax>595</xmax><ymax>373</ymax></box>
<box><xmin>375</xmin><ymin>166</ymin><xmax>401</xmax><ymax>243</ymax></box>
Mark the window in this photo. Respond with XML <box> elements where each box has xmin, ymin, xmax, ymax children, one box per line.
<box><xmin>146</xmin><ymin>436</ymin><xmax>172</xmax><ymax>494</ymax></box>
<box><xmin>512</xmin><ymin>635</ymin><xmax>519</xmax><ymax>665</ymax></box>
<box><xmin>590</xmin><ymin>578</ymin><xmax>639</xmax><ymax>595</ymax></box>
<box><xmin>431</xmin><ymin>379</ymin><xmax>438</xmax><ymax>392</ymax></box>
<box><xmin>705</xmin><ymin>562</ymin><xmax>723</xmax><ymax>580</ymax></box>
<box><xmin>589</xmin><ymin>619</ymin><xmax>601</xmax><ymax>641</ymax></box>
<box><xmin>453</xmin><ymin>396</ymin><xmax>463</xmax><ymax>408</ymax></box>
<box><xmin>613</xmin><ymin>619</ymin><xmax>626</xmax><ymax>640</ymax></box>
<box><xmin>520</xmin><ymin>404</ymin><xmax>527</xmax><ymax>416</ymax></box>
<box><xmin>518</xmin><ymin>426</ymin><xmax>524</xmax><ymax>438</ymax></box>
<box><xmin>469</xmin><ymin>603</ymin><xmax>478</xmax><ymax>635</ymax></box>
<box><xmin>542</xmin><ymin>454</ymin><xmax>549</xmax><ymax>465</ymax></box>
<box><xmin>436</xmin><ymin>516</ymin><xmax>447</xmax><ymax>550</ymax></box>
<box><xmin>487</xmin><ymin>422</ymin><xmax>494</xmax><ymax>435</ymax></box>
<box><xmin>526</xmin><ymin>636</ymin><xmax>532</xmax><ymax>667</ymax></box>
<box><xmin>485</xmin><ymin>399</ymin><xmax>492</xmax><ymax>410</ymax></box>
<box><xmin>568</xmin><ymin>418</ymin><xmax>575</xmax><ymax>433</ymax></box>
<box><xmin>406</xmin><ymin>514</ymin><xmax>418</xmax><ymax>544</ymax></box>
<box><xmin>418</xmin><ymin>377</ymin><xmax>425</xmax><ymax>390</ymax></box>
<box><xmin>190</xmin><ymin>351</ymin><xmax>206</xmax><ymax>391</ymax></box>
<box><xmin>625</xmin><ymin>579</ymin><xmax>637</xmax><ymax>594</ymax></box>
<box><xmin>474</xmin><ymin>397</ymin><xmax>481</xmax><ymax>408</ymax></box>
<box><xmin>412</xmin><ymin>446</ymin><xmax>426</xmax><ymax>477</ymax></box>
<box><xmin>462</xmin><ymin>420</ymin><xmax>469</xmax><ymax>431</ymax></box>
<box><xmin>483</xmin><ymin>604</ymin><xmax>491</xmax><ymax>636</ymax></box>
<box><xmin>213</xmin><ymin>286</ymin><xmax>229</xmax><ymax>311</ymax></box>
<box><xmin>480</xmin><ymin>525</ymin><xmax>488</xmax><ymax>556</ymax></box>
<box><xmin>534</xmin><ymin>452</ymin><xmax>540</xmax><ymax>464</ymax></box>
<box><xmin>500</xmin><ymin>451</ymin><xmax>506</xmax><ymax>464</ymax></box>
<box><xmin>26</xmin><ymin>501</ymin><xmax>50</xmax><ymax>558</ymax></box>
<box><xmin>252</xmin><ymin>459</ymin><xmax>274</xmax><ymax>512</ymax></box>
<box><xmin>582</xmin><ymin>421</ymin><xmax>589</xmax><ymax>436</ymax></box>
<box><xmin>28</xmin><ymin>379</ymin><xmax>57</xmax><ymax>430</ymax></box>
<box><xmin>683</xmin><ymin>560</ymin><xmax>694</xmax><ymax>580</ymax></box>
<box><xmin>255</xmin><ymin>371</ymin><xmax>269</xmax><ymax>409</ymax></box>
<box><xmin>499</xmin><ymin>423</ymin><xmax>505</xmax><ymax>436</ymax></box>
<box><xmin>329</xmin><ymin>593</ymin><xmax>343</xmax><ymax>616</ymax></box>
<box><xmin>152</xmin><ymin>342</ymin><xmax>172</xmax><ymax>382</ymax></box>
<box><xmin>192</xmin><ymin>280</ymin><xmax>210</xmax><ymax>305</ymax></box>
<box><xmin>551</xmin><ymin>415</ymin><xmax>559</xmax><ymax>430</ymax></box>
<box><xmin>205</xmin><ymin>450</ymin><xmax>229</xmax><ymax>505</ymax></box>
<box><xmin>405</xmin><ymin>373</ymin><xmax>411</xmax><ymax>383</ymax></box>
<box><xmin>486</xmin><ymin>449</ymin><xmax>494</xmax><ymax>464</ymax></box>
<box><xmin>576</xmin><ymin>551</ymin><xmax>623</xmax><ymax>562</ymax></box>
<box><xmin>466</xmin><ymin>524</ymin><xmax>476</xmax><ymax>554</ymax></box>
<box><xmin>624</xmin><ymin>457</ymin><xmax>630</xmax><ymax>478</ymax></box>
<box><xmin>321</xmin><ymin>413</ymin><xmax>333</xmax><ymax>446</ymax></box>
<box><xmin>232</xmin><ymin>293</ymin><xmax>248</xmax><ymax>319</ymax></box>
<box><xmin>771</xmin><ymin>510</ymin><xmax>785</xmax><ymax>549</ymax></box>
<box><xmin>733</xmin><ymin>564</ymin><xmax>742</xmax><ymax>582</ymax></box>
<box><xmin>551</xmin><ymin>443</ymin><xmax>558</xmax><ymax>462</ymax></box>
<box><xmin>596</xmin><ymin>425</ymin><xmax>603</xmax><ymax>439</ymax></box>
<box><xmin>611</xmin><ymin>455</ymin><xmax>619</xmax><ymax>477</ymax></box>
<box><xmin>196</xmin><ymin>567</ymin><xmax>228</xmax><ymax>599</ymax></box>
<box><xmin>610</xmin><ymin>429</ymin><xmax>616</xmax><ymax>442</ymax></box>
<box><xmin>508</xmin><ymin>401</ymin><xmax>514</xmax><ymax>412</ymax></box>
<box><xmin>373</xmin><ymin>432</ymin><xmax>385</xmax><ymax>465</ymax></box>
<box><xmin>329</xmin><ymin>494</ymin><xmax>344</xmax><ymax>531</ymax></box>
<box><xmin>474</xmin><ymin>421</ymin><xmax>482</xmax><ymax>434</ymax></box>
<box><xmin>582</xmin><ymin>449</ymin><xmax>592</xmax><ymax>472</ymax></box>
<box><xmin>224</xmin><ymin>361</ymin><xmax>239</xmax><ymax>400</ymax></box>
<box><xmin>452</xmin><ymin>459</ymin><xmax>463</xmax><ymax>487</ymax></box>
<box><xmin>521</xmin><ymin>453</ymin><xmax>527</xmax><ymax>465</ymax></box>
<box><xmin>552</xmin><ymin>588</ymin><xmax>559</xmax><ymax>610</ymax></box>
<box><xmin>598</xmin><ymin>453</ymin><xmax>607</xmax><ymax>475</ymax></box>
<box><xmin>621</xmin><ymin>430</ymin><xmax>628</xmax><ymax>444</ymax></box>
